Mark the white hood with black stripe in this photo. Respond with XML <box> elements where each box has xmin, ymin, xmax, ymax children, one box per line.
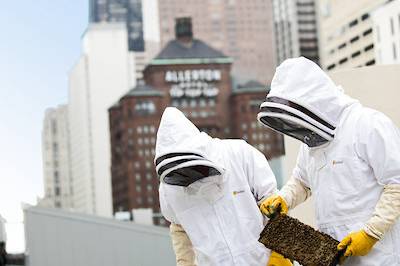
<box><xmin>258</xmin><ymin>57</ymin><xmax>357</xmax><ymax>145</ymax></box>
<box><xmin>154</xmin><ymin>107</ymin><xmax>224</xmax><ymax>184</ymax></box>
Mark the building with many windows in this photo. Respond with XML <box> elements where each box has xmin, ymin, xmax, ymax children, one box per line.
<box><xmin>68</xmin><ymin>23</ymin><xmax>132</xmax><ymax>217</ymax></box>
<box><xmin>272</xmin><ymin>0</ymin><xmax>319</xmax><ymax>64</ymax></box>
<box><xmin>40</xmin><ymin>105</ymin><xmax>73</xmax><ymax>209</ymax></box>
<box><xmin>109</xmin><ymin>18</ymin><xmax>284</xmax><ymax>225</ymax></box>
<box><xmin>318</xmin><ymin>0</ymin><xmax>387</xmax><ymax>71</ymax></box>
<box><xmin>157</xmin><ymin>0</ymin><xmax>276</xmax><ymax>84</ymax></box>
<box><xmin>372</xmin><ymin>0</ymin><xmax>400</xmax><ymax>64</ymax></box>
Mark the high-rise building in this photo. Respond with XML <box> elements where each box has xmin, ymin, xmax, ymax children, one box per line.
<box><xmin>272</xmin><ymin>0</ymin><xmax>300</xmax><ymax>63</ymax></box>
<box><xmin>109</xmin><ymin>18</ymin><xmax>285</xmax><ymax>225</ymax></box>
<box><xmin>371</xmin><ymin>0</ymin><xmax>400</xmax><ymax>64</ymax></box>
<box><xmin>272</xmin><ymin>0</ymin><xmax>320</xmax><ymax>65</ymax></box>
<box><xmin>40</xmin><ymin>105</ymin><xmax>73</xmax><ymax>209</ymax></box>
<box><xmin>89</xmin><ymin>0</ymin><xmax>144</xmax><ymax>51</ymax></box>
<box><xmin>157</xmin><ymin>0</ymin><xmax>276</xmax><ymax>84</ymax></box>
<box><xmin>318</xmin><ymin>0</ymin><xmax>387</xmax><ymax>71</ymax></box>
<box><xmin>68</xmin><ymin>23</ymin><xmax>133</xmax><ymax>217</ymax></box>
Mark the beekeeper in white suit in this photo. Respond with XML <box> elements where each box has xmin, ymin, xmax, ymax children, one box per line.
<box><xmin>156</xmin><ymin>107</ymin><xmax>292</xmax><ymax>266</ymax></box>
<box><xmin>258</xmin><ymin>57</ymin><xmax>400</xmax><ymax>265</ymax></box>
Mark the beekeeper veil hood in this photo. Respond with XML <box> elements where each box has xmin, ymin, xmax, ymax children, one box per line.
<box><xmin>257</xmin><ymin>57</ymin><xmax>357</xmax><ymax>147</ymax></box>
<box><xmin>155</xmin><ymin>107</ymin><xmax>224</xmax><ymax>186</ymax></box>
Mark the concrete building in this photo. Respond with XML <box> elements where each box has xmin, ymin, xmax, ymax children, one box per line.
<box><xmin>0</xmin><ymin>215</ymin><xmax>6</xmax><ymax>243</ymax></box>
<box><xmin>89</xmin><ymin>0</ymin><xmax>144</xmax><ymax>51</ymax></box>
<box><xmin>40</xmin><ymin>105</ymin><xmax>73</xmax><ymax>209</ymax></box>
<box><xmin>272</xmin><ymin>0</ymin><xmax>319</xmax><ymax>64</ymax></box>
<box><xmin>109</xmin><ymin>18</ymin><xmax>285</xmax><ymax>225</ymax></box>
<box><xmin>24</xmin><ymin>206</ymin><xmax>175</xmax><ymax>266</ymax></box>
<box><xmin>68</xmin><ymin>23</ymin><xmax>132</xmax><ymax>217</ymax></box>
<box><xmin>157</xmin><ymin>0</ymin><xmax>276</xmax><ymax>84</ymax></box>
<box><xmin>372</xmin><ymin>0</ymin><xmax>400</xmax><ymax>64</ymax></box>
<box><xmin>318</xmin><ymin>0</ymin><xmax>387</xmax><ymax>71</ymax></box>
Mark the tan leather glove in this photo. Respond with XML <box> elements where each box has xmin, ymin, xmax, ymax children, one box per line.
<box><xmin>170</xmin><ymin>223</ymin><xmax>196</xmax><ymax>266</ymax></box>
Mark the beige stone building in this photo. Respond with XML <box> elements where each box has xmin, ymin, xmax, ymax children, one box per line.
<box><xmin>318</xmin><ymin>0</ymin><xmax>387</xmax><ymax>71</ymax></box>
<box><xmin>157</xmin><ymin>0</ymin><xmax>276</xmax><ymax>84</ymax></box>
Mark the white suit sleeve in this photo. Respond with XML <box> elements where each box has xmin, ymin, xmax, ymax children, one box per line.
<box><xmin>159</xmin><ymin>183</ymin><xmax>179</xmax><ymax>224</ymax></box>
<box><xmin>278</xmin><ymin>146</ymin><xmax>312</xmax><ymax>209</ymax></box>
<box><xmin>242</xmin><ymin>142</ymin><xmax>277</xmax><ymax>205</ymax></box>
<box><xmin>356</xmin><ymin>112</ymin><xmax>400</xmax><ymax>239</ymax></box>
<box><xmin>160</xmin><ymin>184</ymin><xmax>196</xmax><ymax>265</ymax></box>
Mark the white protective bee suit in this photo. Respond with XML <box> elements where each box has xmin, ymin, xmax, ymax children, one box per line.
<box><xmin>258</xmin><ymin>57</ymin><xmax>400</xmax><ymax>265</ymax></box>
<box><xmin>156</xmin><ymin>107</ymin><xmax>277</xmax><ymax>266</ymax></box>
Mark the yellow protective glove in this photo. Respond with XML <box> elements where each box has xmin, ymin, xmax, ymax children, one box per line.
<box><xmin>267</xmin><ymin>251</ymin><xmax>292</xmax><ymax>266</ymax></box>
<box><xmin>260</xmin><ymin>195</ymin><xmax>288</xmax><ymax>217</ymax></box>
<box><xmin>337</xmin><ymin>230</ymin><xmax>378</xmax><ymax>262</ymax></box>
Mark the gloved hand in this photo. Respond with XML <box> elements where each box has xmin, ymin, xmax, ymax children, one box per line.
<box><xmin>267</xmin><ymin>251</ymin><xmax>292</xmax><ymax>266</ymax></box>
<box><xmin>260</xmin><ymin>195</ymin><xmax>288</xmax><ymax>217</ymax></box>
<box><xmin>337</xmin><ymin>230</ymin><xmax>378</xmax><ymax>263</ymax></box>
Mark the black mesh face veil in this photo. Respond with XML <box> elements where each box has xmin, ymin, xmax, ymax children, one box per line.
<box><xmin>258</xmin><ymin>97</ymin><xmax>335</xmax><ymax>147</ymax></box>
<box><xmin>259</xmin><ymin>116</ymin><xmax>329</xmax><ymax>147</ymax></box>
<box><xmin>155</xmin><ymin>153</ymin><xmax>222</xmax><ymax>186</ymax></box>
<box><xmin>163</xmin><ymin>165</ymin><xmax>221</xmax><ymax>187</ymax></box>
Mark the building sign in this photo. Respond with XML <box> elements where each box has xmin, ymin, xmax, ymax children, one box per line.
<box><xmin>165</xmin><ymin>69</ymin><xmax>221</xmax><ymax>98</ymax></box>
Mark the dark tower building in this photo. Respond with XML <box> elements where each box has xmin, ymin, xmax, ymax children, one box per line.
<box><xmin>89</xmin><ymin>0</ymin><xmax>144</xmax><ymax>51</ymax></box>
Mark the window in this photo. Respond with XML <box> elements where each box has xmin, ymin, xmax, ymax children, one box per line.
<box><xmin>350</xmin><ymin>36</ymin><xmax>360</xmax><ymax>43</ymax></box>
<box><xmin>365</xmin><ymin>59</ymin><xmax>375</xmax><ymax>66</ymax></box>
<box><xmin>349</xmin><ymin>19</ymin><xmax>358</xmax><ymax>28</ymax></box>
<box><xmin>364</xmin><ymin>44</ymin><xmax>374</xmax><ymax>52</ymax></box>
<box><xmin>143</xmin><ymin>126</ymin><xmax>149</xmax><ymax>134</ymax></box>
<box><xmin>351</xmin><ymin>51</ymin><xmax>361</xmax><ymax>58</ymax></box>
<box><xmin>339</xmin><ymin>57</ymin><xmax>348</xmax><ymax>64</ymax></box>
<box><xmin>136</xmin><ymin>186</ymin><xmax>142</xmax><ymax>192</ymax></box>
<box><xmin>137</xmin><ymin>126</ymin><xmax>142</xmax><ymax>134</ymax></box>
<box><xmin>391</xmin><ymin>17</ymin><xmax>395</xmax><ymax>35</ymax></box>
<box><xmin>135</xmin><ymin>174</ymin><xmax>141</xmax><ymax>181</ymax></box>
<box><xmin>363</xmin><ymin>28</ymin><xmax>372</xmax><ymax>36</ymax></box>
<box><xmin>55</xmin><ymin>187</ymin><xmax>60</xmax><ymax>196</ymax></box>
<box><xmin>338</xmin><ymin>43</ymin><xmax>346</xmax><ymax>50</ymax></box>
<box><xmin>147</xmin><ymin>184</ymin><xmax>153</xmax><ymax>191</ymax></box>
<box><xmin>134</xmin><ymin>162</ymin><xmax>140</xmax><ymax>169</ymax></box>
<box><xmin>327</xmin><ymin>64</ymin><xmax>336</xmax><ymax>70</ymax></box>
<box><xmin>241</xmin><ymin>123</ymin><xmax>248</xmax><ymax>130</ymax></box>
<box><xmin>148</xmin><ymin>197</ymin><xmax>154</xmax><ymax>204</ymax></box>
<box><xmin>138</xmin><ymin>138</ymin><xmax>143</xmax><ymax>145</ymax></box>
<box><xmin>393</xmin><ymin>43</ymin><xmax>397</xmax><ymax>60</ymax></box>
<box><xmin>361</xmin><ymin>13</ymin><xmax>369</xmax><ymax>21</ymax></box>
<box><xmin>54</xmin><ymin>171</ymin><xmax>59</xmax><ymax>183</ymax></box>
<box><xmin>146</xmin><ymin>173</ymin><xmax>152</xmax><ymax>180</ymax></box>
<box><xmin>150</xmin><ymin>126</ymin><xmax>155</xmax><ymax>133</ymax></box>
<box><xmin>145</xmin><ymin>161</ymin><xmax>151</xmax><ymax>169</ymax></box>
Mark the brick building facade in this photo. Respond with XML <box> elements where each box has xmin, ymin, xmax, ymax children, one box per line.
<box><xmin>109</xmin><ymin>18</ymin><xmax>284</xmax><ymax>225</ymax></box>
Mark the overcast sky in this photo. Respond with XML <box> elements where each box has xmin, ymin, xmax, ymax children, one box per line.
<box><xmin>0</xmin><ymin>0</ymin><xmax>88</xmax><ymax>252</ymax></box>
